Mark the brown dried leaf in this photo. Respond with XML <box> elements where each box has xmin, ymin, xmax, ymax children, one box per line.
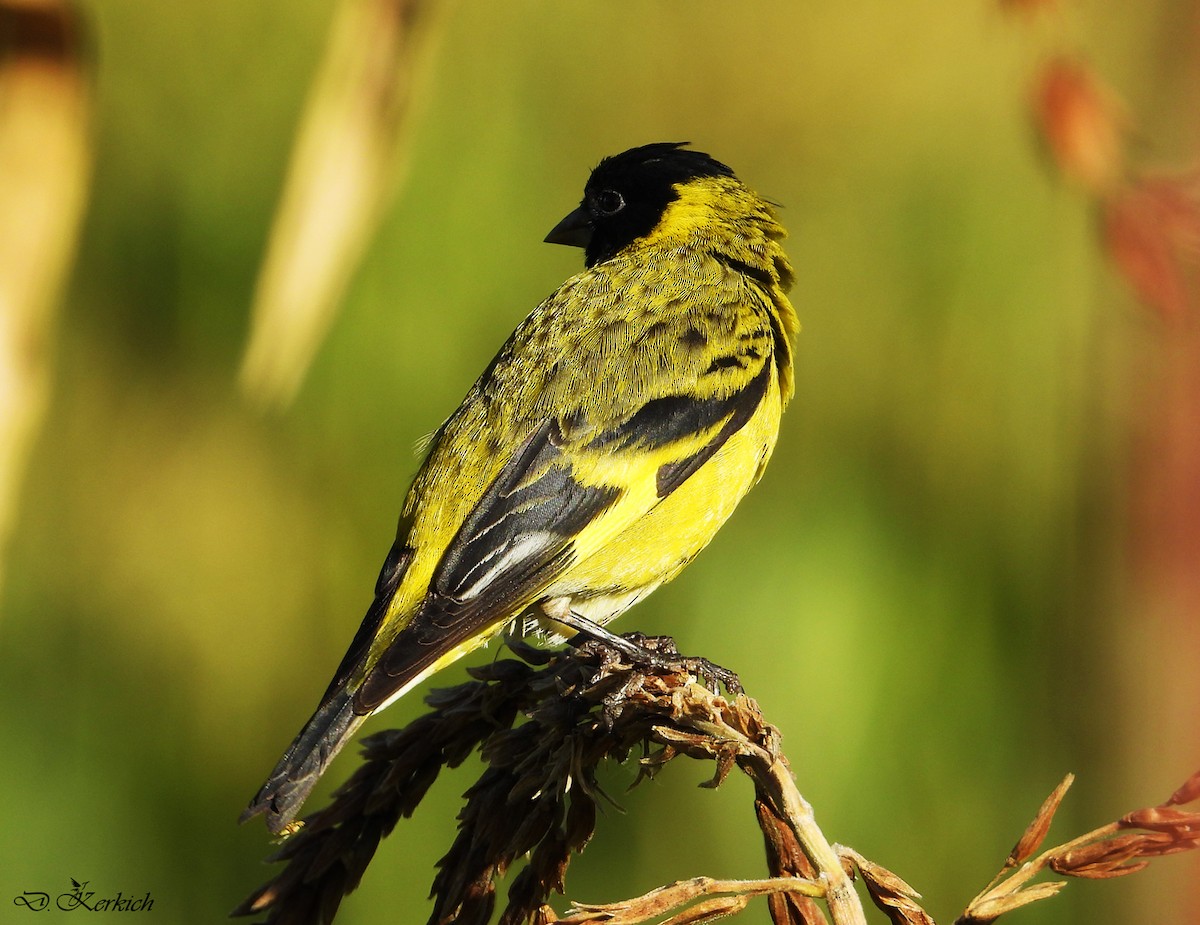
<box><xmin>755</xmin><ymin>801</ymin><xmax>813</xmax><ymax>879</ymax></box>
<box><xmin>1033</xmin><ymin>57</ymin><xmax>1125</xmax><ymax>192</ymax></box>
<box><xmin>1133</xmin><ymin>830</ymin><xmax>1200</xmax><ymax>858</ymax></box>
<box><xmin>701</xmin><ymin>749</ymin><xmax>737</xmax><ymax>789</ymax></box>
<box><xmin>1167</xmin><ymin>767</ymin><xmax>1200</xmax><ymax>806</ymax></box>
<box><xmin>765</xmin><ymin>890</ymin><xmax>823</xmax><ymax>925</ymax></box>
<box><xmin>1006</xmin><ymin>774</ymin><xmax>1074</xmax><ymax>868</ymax></box>
<box><xmin>754</xmin><ymin>802</ymin><xmax>823</xmax><ymax>925</ymax></box>
<box><xmin>564</xmin><ymin>791</ymin><xmax>597</xmax><ymax>854</ymax></box>
<box><xmin>1061</xmin><ymin>858</ymin><xmax>1150</xmax><ymax>880</ymax></box>
<box><xmin>841</xmin><ymin>847</ymin><xmax>933</xmax><ymax>925</ymax></box>
<box><xmin>839</xmin><ymin>847</ymin><xmax>921</xmax><ymax>900</ymax></box>
<box><xmin>867</xmin><ymin>892</ymin><xmax>936</xmax><ymax>925</ymax></box>
<box><xmin>1120</xmin><ymin>806</ymin><xmax>1200</xmax><ymax>833</ymax></box>
<box><xmin>652</xmin><ymin>726</ymin><xmax>714</xmax><ymax>750</ymax></box>
<box><xmin>1050</xmin><ymin>833</ymin><xmax>1145</xmax><ymax>874</ymax></box>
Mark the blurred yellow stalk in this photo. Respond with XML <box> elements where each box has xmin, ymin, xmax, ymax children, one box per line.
<box><xmin>239</xmin><ymin>0</ymin><xmax>446</xmax><ymax>409</ymax></box>
<box><xmin>0</xmin><ymin>0</ymin><xmax>91</xmax><ymax>596</ymax></box>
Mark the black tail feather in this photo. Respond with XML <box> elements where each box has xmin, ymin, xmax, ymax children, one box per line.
<box><xmin>240</xmin><ymin>687</ymin><xmax>364</xmax><ymax>834</ymax></box>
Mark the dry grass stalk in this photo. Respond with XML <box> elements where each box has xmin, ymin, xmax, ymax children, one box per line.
<box><xmin>233</xmin><ymin>635</ymin><xmax>864</xmax><ymax>925</ymax></box>
<box><xmin>239</xmin><ymin>0</ymin><xmax>449</xmax><ymax>408</ymax></box>
<box><xmin>0</xmin><ymin>0</ymin><xmax>91</xmax><ymax>595</ymax></box>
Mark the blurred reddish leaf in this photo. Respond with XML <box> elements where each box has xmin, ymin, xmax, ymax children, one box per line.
<box><xmin>1033</xmin><ymin>57</ymin><xmax>1125</xmax><ymax>192</ymax></box>
<box><xmin>1103</xmin><ymin>175</ymin><xmax>1200</xmax><ymax>320</ymax></box>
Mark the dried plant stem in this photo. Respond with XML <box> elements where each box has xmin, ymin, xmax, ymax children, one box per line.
<box><xmin>770</xmin><ymin>763</ymin><xmax>861</xmax><ymax>924</ymax></box>
<box><xmin>642</xmin><ymin>704</ymin><xmax>868</xmax><ymax>925</ymax></box>
<box><xmin>734</xmin><ymin>745</ymin><xmax>863</xmax><ymax>925</ymax></box>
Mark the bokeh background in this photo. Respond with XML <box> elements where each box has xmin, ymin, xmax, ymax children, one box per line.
<box><xmin>1</xmin><ymin>1</ymin><xmax>1198</xmax><ymax>923</ymax></box>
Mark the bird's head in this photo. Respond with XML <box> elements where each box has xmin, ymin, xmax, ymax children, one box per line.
<box><xmin>545</xmin><ymin>142</ymin><xmax>738</xmax><ymax>268</ymax></box>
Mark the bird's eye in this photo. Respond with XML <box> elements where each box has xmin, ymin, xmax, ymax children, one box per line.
<box><xmin>592</xmin><ymin>189</ymin><xmax>625</xmax><ymax>216</ymax></box>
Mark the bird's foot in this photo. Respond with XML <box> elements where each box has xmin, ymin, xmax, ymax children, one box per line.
<box><xmin>558</xmin><ymin>617</ymin><xmax>743</xmax><ymax>697</ymax></box>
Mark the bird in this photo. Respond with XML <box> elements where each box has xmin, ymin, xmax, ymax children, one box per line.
<box><xmin>241</xmin><ymin>142</ymin><xmax>799</xmax><ymax>834</ymax></box>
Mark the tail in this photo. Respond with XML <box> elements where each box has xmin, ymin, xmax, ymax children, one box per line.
<box><xmin>240</xmin><ymin>686</ymin><xmax>367</xmax><ymax>834</ymax></box>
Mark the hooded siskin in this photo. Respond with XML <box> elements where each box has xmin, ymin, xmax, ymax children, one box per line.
<box><xmin>242</xmin><ymin>142</ymin><xmax>799</xmax><ymax>834</ymax></box>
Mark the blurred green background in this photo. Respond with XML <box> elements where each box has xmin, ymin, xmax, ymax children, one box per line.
<box><xmin>2</xmin><ymin>0</ymin><xmax>1197</xmax><ymax>922</ymax></box>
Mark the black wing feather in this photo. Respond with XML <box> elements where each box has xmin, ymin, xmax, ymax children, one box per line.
<box><xmin>356</xmin><ymin>421</ymin><xmax>620</xmax><ymax>712</ymax></box>
<box><xmin>434</xmin><ymin>420</ymin><xmax>619</xmax><ymax>602</ymax></box>
<box><xmin>654</xmin><ymin>363</ymin><xmax>772</xmax><ymax>497</ymax></box>
<box><xmin>319</xmin><ymin>538</ymin><xmax>412</xmax><ymax>702</ymax></box>
<box><xmin>587</xmin><ymin>389</ymin><xmax>739</xmax><ymax>454</ymax></box>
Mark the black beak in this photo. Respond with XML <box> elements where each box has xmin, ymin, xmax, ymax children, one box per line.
<box><xmin>544</xmin><ymin>206</ymin><xmax>593</xmax><ymax>248</ymax></box>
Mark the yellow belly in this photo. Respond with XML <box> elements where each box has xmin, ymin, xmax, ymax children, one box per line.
<box><xmin>546</xmin><ymin>374</ymin><xmax>784</xmax><ymax>626</ymax></box>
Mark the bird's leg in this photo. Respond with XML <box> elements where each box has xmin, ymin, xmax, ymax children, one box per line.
<box><xmin>543</xmin><ymin>603</ymin><xmax>743</xmax><ymax>696</ymax></box>
<box><xmin>685</xmin><ymin>655</ymin><xmax>743</xmax><ymax>696</ymax></box>
<box><xmin>560</xmin><ymin>610</ymin><xmax>669</xmax><ymax>665</ymax></box>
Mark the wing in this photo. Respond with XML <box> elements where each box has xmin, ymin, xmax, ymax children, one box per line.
<box><xmin>354</xmin><ymin>418</ymin><xmax>621</xmax><ymax>711</ymax></box>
